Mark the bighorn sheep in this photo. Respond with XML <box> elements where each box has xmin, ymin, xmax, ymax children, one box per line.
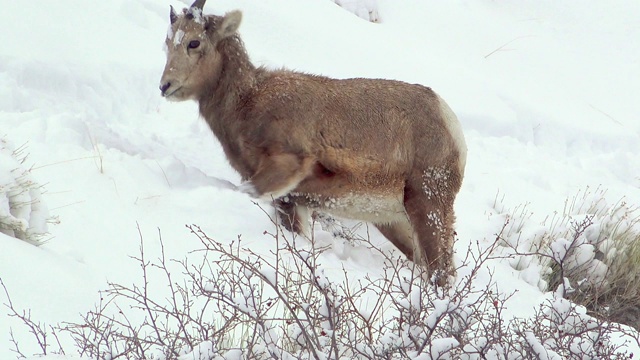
<box><xmin>159</xmin><ymin>0</ymin><xmax>467</xmax><ymax>284</ymax></box>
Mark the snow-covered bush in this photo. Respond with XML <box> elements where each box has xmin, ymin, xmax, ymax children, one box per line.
<box><xmin>4</xmin><ymin>209</ymin><xmax>637</xmax><ymax>359</ymax></box>
<box><xmin>548</xmin><ymin>194</ymin><xmax>640</xmax><ymax>331</ymax></box>
<box><xmin>495</xmin><ymin>186</ymin><xmax>640</xmax><ymax>330</ymax></box>
<box><xmin>0</xmin><ymin>137</ymin><xmax>52</xmax><ymax>245</ymax></box>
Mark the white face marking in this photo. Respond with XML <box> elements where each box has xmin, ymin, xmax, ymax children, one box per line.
<box><xmin>173</xmin><ymin>29</ymin><xmax>185</xmax><ymax>46</ymax></box>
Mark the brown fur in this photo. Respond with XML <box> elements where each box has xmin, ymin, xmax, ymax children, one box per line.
<box><xmin>160</xmin><ymin>1</ymin><xmax>467</xmax><ymax>284</ymax></box>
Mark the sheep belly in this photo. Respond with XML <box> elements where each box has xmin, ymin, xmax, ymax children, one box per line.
<box><xmin>289</xmin><ymin>192</ymin><xmax>406</xmax><ymax>224</ymax></box>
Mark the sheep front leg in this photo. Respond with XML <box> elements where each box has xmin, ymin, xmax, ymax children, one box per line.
<box><xmin>238</xmin><ymin>153</ymin><xmax>314</xmax><ymax>201</ymax></box>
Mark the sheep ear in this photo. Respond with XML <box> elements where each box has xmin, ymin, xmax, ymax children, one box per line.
<box><xmin>190</xmin><ymin>0</ymin><xmax>206</xmax><ymax>10</ymax></box>
<box><xmin>218</xmin><ymin>10</ymin><xmax>242</xmax><ymax>38</ymax></box>
<box><xmin>170</xmin><ymin>5</ymin><xmax>178</xmax><ymax>24</ymax></box>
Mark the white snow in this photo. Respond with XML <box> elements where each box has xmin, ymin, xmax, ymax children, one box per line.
<box><xmin>260</xmin><ymin>266</ymin><xmax>277</xmax><ymax>285</ymax></box>
<box><xmin>1</xmin><ymin>0</ymin><xmax>639</xmax><ymax>358</ymax></box>
<box><xmin>333</xmin><ymin>0</ymin><xmax>380</xmax><ymax>23</ymax></box>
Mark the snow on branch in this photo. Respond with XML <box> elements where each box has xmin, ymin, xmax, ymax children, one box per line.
<box><xmin>4</xmin><ymin>206</ymin><xmax>638</xmax><ymax>358</ymax></box>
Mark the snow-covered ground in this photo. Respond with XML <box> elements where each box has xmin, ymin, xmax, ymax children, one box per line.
<box><xmin>1</xmin><ymin>0</ymin><xmax>639</xmax><ymax>358</ymax></box>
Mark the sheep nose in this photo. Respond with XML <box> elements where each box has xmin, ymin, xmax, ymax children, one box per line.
<box><xmin>160</xmin><ymin>82</ymin><xmax>171</xmax><ymax>94</ymax></box>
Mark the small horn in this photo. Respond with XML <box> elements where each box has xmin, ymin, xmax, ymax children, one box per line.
<box><xmin>190</xmin><ymin>0</ymin><xmax>206</xmax><ymax>10</ymax></box>
<box><xmin>169</xmin><ymin>5</ymin><xmax>178</xmax><ymax>24</ymax></box>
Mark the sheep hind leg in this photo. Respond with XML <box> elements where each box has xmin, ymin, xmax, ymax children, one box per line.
<box><xmin>403</xmin><ymin>183</ymin><xmax>456</xmax><ymax>286</ymax></box>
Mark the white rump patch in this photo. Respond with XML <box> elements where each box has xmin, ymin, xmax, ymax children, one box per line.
<box><xmin>173</xmin><ymin>29</ymin><xmax>185</xmax><ymax>46</ymax></box>
<box><xmin>438</xmin><ymin>95</ymin><xmax>467</xmax><ymax>176</ymax></box>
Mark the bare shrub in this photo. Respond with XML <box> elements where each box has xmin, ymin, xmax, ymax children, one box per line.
<box><xmin>1</xmin><ymin>278</ymin><xmax>65</xmax><ymax>358</ymax></box>
<box><xmin>2</xmin><ymin>205</ymin><xmax>639</xmax><ymax>359</ymax></box>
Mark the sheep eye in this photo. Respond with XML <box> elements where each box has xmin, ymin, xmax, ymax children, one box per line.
<box><xmin>188</xmin><ymin>40</ymin><xmax>200</xmax><ymax>49</ymax></box>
